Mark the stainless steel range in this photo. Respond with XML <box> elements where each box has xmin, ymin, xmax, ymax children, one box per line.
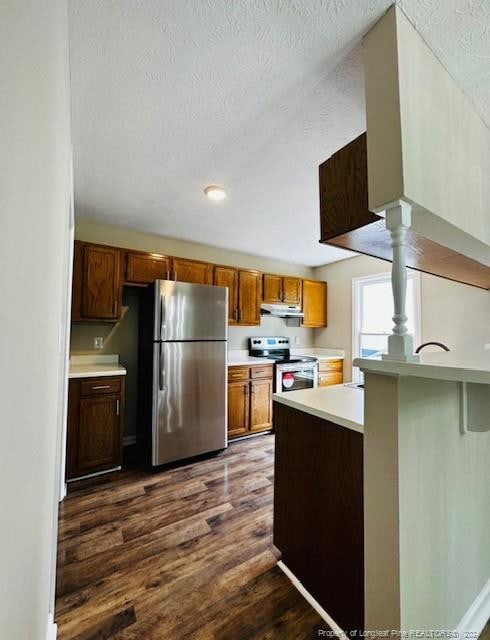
<box><xmin>248</xmin><ymin>336</ymin><xmax>318</xmax><ymax>393</ymax></box>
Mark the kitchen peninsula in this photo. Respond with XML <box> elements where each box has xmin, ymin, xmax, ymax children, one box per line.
<box><xmin>272</xmin><ymin>385</ymin><xmax>364</xmax><ymax>633</ymax></box>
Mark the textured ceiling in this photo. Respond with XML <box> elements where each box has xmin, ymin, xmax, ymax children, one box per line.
<box><xmin>69</xmin><ymin>0</ymin><xmax>490</xmax><ymax>267</ymax></box>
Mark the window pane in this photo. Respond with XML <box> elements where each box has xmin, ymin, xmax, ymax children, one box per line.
<box><xmin>360</xmin><ymin>276</ymin><xmax>417</xmax><ymax>334</ymax></box>
<box><xmin>406</xmin><ymin>279</ymin><xmax>415</xmax><ymax>334</ymax></box>
<box><xmin>361</xmin><ymin>280</ymin><xmax>393</xmax><ymax>333</ymax></box>
<box><xmin>360</xmin><ymin>334</ymin><xmax>388</xmax><ymax>358</ymax></box>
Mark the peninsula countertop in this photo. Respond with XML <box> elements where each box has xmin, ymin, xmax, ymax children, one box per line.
<box><xmin>273</xmin><ymin>384</ymin><xmax>364</xmax><ymax>434</ymax></box>
<box><xmin>354</xmin><ymin>348</ymin><xmax>490</xmax><ymax>384</ymax></box>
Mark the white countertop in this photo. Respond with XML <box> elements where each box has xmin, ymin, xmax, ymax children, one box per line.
<box><xmin>273</xmin><ymin>385</ymin><xmax>364</xmax><ymax>434</ymax></box>
<box><xmin>69</xmin><ymin>354</ymin><xmax>127</xmax><ymax>379</ymax></box>
<box><xmin>354</xmin><ymin>349</ymin><xmax>490</xmax><ymax>385</ymax></box>
<box><xmin>290</xmin><ymin>347</ymin><xmax>345</xmax><ymax>361</ymax></box>
<box><xmin>227</xmin><ymin>354</ymin><xmax>272</xmax><ymax>366</ymax></box>
<box><xmin>228</xmin><ymin>347</ymin><xmax>344</xmax><ymax>367</ymax></box>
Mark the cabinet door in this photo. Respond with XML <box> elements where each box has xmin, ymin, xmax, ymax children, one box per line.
<box><xmin>214</xmin><ymin>265</ymin><xmax>238</xmax><ymax>324</ymax></box>
<box><xmin>228</xmin><ymin>381</ymin><xmax>250</xmax><ymax>439</ymax></box>
<box><xmin>81</xmin><ymin>244</ymin><xmax>121</xmax><ymax>319</ymax></box>
<box><xmin>282</xmin><ymin>276</ymin><xmax>302</xmax><ymax>305</ymax></box>
<box><xmin>263</xmin><ymin>274</ymin><xmax>283</xmax><ymax>303</ymax></box>
<box><xmin>71</xmin><ymin>240</ymin><xmax>84</xmax><ymax>321</ymax></box>
<box><xmin>171</xmin><ymin>257</ymin><xmax>213</xmax><ymax>285</ymax></box>
<box><xmin>76</xmin><ymin>395</ymin><xmax>122</xmax><ymax>475</ymax></box>
<box><xmin>302</xmin><ymin>280</ymin><xmax>327</xmax><ymax>328</ymax></box>
<box><xmin>250</xmin><ymin>379</ymin><xmax>273</xmax><ymax>432</ymax></box>
<box><xmin>238</xmin><ymin>270</ymin><xmax>262</xmax><ymax>325</ymax></box>
<box><xmin>318</xmin><ymin>372</ymin><xmax>343</xmax><ymax>387</ymax></box>
<box><xmin>126</xmin><ymin>251</ymin><xmax>171</xmax><ymax>284</ymax></box>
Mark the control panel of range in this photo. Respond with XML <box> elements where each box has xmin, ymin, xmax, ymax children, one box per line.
<box><xmin>249</xmin><ymin>337</ymin><xmax>290</xmax><ymax>349</ymax></box>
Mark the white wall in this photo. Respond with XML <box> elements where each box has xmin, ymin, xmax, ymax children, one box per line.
<box><xmin>363</xmin><ymin>373</ymin><xmax>490</xmax><ymax>629</ymax></box>
<box><xmin>363</xmin><ymin>6</ymin><xmax>490</xmax><ymax>265</ymax></box>
<box><xmin>0</xmin><ymin>1</ymin><xmax>72</xmax><ymax>638</ymax></box>
<box><xmin>313</xmin><ymin>255</ymin><xmax>490</xmax><ymax>380</ymax></box>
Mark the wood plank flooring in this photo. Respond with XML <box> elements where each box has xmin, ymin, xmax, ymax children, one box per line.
<box><xmin>56</xmin><ymin>434</ymin><xmax>327</xmax><ymax>639</ymax></box>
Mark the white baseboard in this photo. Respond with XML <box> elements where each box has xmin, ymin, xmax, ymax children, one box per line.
<box><xmin>277</xmin><ymin>561</ymin><xmax>347</xmax><ymax>639</ymax></box>
<box><xmin>457</xmin><ymin>578</ymin><xmax>490</xmax><ymax>636</ymax></box>
<box><xmin>46</xmin><ymin>613</ymin><xmax>57</xmax><ymax>640</ymax></box>
<box><xmin>123</xmin><ymin>435</ymin><xmax>137</xmax><ymax>446</ymax></box>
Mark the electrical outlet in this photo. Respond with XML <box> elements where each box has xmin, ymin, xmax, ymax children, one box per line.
<box><xmin>294</xmin><ymin>336</ymin><xmax>300</xmax><ymax>345</ymax></box>
<box><xmin>94</xmin><ymin>337</ymin><xmax>104</xmax><ymax>350</ymax></box>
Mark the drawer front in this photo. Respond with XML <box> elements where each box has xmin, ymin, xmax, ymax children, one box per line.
<box><xmin>227</xmin><ymin>366</ymin><xmax>250</xmax><ymax>382</ymax></box>
<box><xmin>80</xmin><ymin>377</ymin><xmax>122</xmax><ymax>397</ymax></box>
<box><xmin>250</xmin><ymin>364</ymin><xmax>274</xmax><ymax>379</ymax></box>
<box><xmin>318</xmin><ymin>359</ymin><xmax>343</xmax><ymax>373</ymax></box>
<box><xmin>318</xmin><ymin>372</ymin><xmax>343</xmax><ymax>387</ymax></box>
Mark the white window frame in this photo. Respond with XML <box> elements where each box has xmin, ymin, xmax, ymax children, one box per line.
<box><xmin>351</xmin><ymin>271</ymin><xmax>421</xmax><ymax>382</ymax></box>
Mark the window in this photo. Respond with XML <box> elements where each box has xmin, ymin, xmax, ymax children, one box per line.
<box><xmin>352</xmin><ymin>271</ymin><xmax>421</xmax><ymax>381</ymax></box>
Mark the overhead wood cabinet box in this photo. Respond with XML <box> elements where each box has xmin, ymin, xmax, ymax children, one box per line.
<box><xmin>319</xmin><ymin>5</ymin><xmax>490</xmax><ymax>290</ymax></box>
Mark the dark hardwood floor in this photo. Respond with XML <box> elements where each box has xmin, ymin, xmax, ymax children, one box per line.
<box><xmin>56</xmin><ymin>434</ymin><xmax>326</xmax><ymax>639</ymax></box>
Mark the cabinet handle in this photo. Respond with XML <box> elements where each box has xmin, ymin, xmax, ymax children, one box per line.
<box><xmin>92</xmin><ymin>385</ymin><xmax>111</xmax><ymax>390</ymax></box>
<box><xmin>116</xmin><ymin>399</ymin><xmax>120</xmax><ymax>416</ymax></box>
<box><xmin>173</xmin><ymin>271</ymin><xmax>177</xmax><ymax>281</ymax></box>
<box><xmin>113</xmin><ymin>302</ymin><xmax>117</xmax><ymax>316</ymax></box>
<box><xmin>238</xmin><ymin>308</ymin><xmax>241</xmax><ymax>322</ymax></box>
<box><xmin>166</xmin><ymin>269</ymin><xmax>170</xmax><ymax>280</ymax></box>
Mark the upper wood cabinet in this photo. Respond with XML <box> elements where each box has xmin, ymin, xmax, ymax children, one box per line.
<box><xmin>214</xmin><ymin>265</ymin><xmax>239</xmax><ymax>324</ymax></box>
<box><xmin>302</xmin><ymin>280</ymin><xmax>327</xmax><ymax>328</ymax></box>
<box><xmin>125</xmin><ymin>251</ymin><xmax>171</xmax><ymax>285</ymax></box>
<box><xmin>282</xmin><ymin>276</ymin><xmax>302</xmax><ymax>305</ymax></box>
<box><xmin>171</xmin><ymin>257</ymin><xmax>213</xmax><ymax>285</ymax></box>
<box><xmin>263</xmin><ymin>274</ymin><xmax>283</xmax><ymax>303</ymax></box>
<box><xmin>72</xmin><ymin>241</ymin><xmax>122</xmax><ymax>321</ymax></box>
<box><xmin>263</xmin><ymin>274</ymin><xmax>302</xmax><ymax>306</ymax></box>
<box><xmin>238</xmin><ymin>270</ymin><xmax>262</xmax><ymax>325</ymax></box>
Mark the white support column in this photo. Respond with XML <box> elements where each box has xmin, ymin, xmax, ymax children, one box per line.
<box><xmin>382</xmin><ymin>201</ymin><xmax>419</xmax><ymax>362</ymax></box>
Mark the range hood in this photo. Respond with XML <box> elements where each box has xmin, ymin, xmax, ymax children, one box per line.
<box><xmin>260</xmin><ymin>303</ymin><xmax>304</xmax><ymax>318</ymax></box>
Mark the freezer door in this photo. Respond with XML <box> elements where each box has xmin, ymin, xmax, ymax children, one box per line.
<box><xmin>152</xmin><ymin>341</ymin><xmax>227</xmax><ymax>466</ymax></box>
<box><xmin>154</xmin><ymin>280</ymin><xmax>228</xmax><ymax>342</ymax></box>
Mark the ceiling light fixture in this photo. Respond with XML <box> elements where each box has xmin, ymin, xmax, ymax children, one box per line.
<box><xmin>204</xmin><ymin>185</ymin><xmax>226</xmax><ymax>201</ymax></box>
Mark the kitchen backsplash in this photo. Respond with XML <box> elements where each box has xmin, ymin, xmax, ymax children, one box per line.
<box><xmin>228</xmin><ymin>316</ymin><xmax>313</xmax><ymax>349</ymax></box>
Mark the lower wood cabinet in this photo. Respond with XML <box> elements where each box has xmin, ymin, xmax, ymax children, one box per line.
<box><xmin>317</xmin><ymin>359</ymin><xmax>343</xmax><ymax>386</ymax></box>
<box><xmin>227</xmin><ymin>364</ymin><xmax>273</xmax><ymax>439</ymax></box>
<box><xmin>250</xmin><ymin>378</ymin><xmax>273</xmax><ymax>432</ymax></box>
<box><xmin>67</xmin><ymin>376</ymin><xmax>125</xmax><ymax>480</ymax></box>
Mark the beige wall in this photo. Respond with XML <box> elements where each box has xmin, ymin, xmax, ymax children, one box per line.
<box><xmin>0</xmin><ymin>1</ymin><xmax>71</xmax><ymax>637</ymax></box>
<box><xmin>313</xmin><ymin>255</ymin><xmax>490</xmax><ymax>380</ymax></box>
<box><xmin>72</xmin><ymin>219</ymin><xmax>315</xmax><ymax>436</ymax></box>
<box><xmin>75</xmin><ymin>218</ymin><xmax>314</xmax><ymax>276</ymax></box>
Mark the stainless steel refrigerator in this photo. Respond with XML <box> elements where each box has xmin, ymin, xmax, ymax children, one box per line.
<box><xmin>139</xmin><ymin>280</ymin><xmax>228</xmax><ymax>466</ymax></box>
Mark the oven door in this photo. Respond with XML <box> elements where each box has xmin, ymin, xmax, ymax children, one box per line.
<box><xmin>276</xmin><ymin>366</ymin><xmax>317</xmax><ymax>393</ymax></box>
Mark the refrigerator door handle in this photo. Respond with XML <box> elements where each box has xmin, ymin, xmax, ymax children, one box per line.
<box><xmin>159</xmin><ymin>346</ymin><xmax>165</xmax><ymax>391</ymax></box>
<box><xmin>160</xmin><ymin>296</ymin><xmax>165</xmax><ymax>341</ymax></box>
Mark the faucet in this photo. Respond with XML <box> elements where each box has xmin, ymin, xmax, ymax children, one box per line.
<box><xmin>415</xmin><ymin>341</ymin><xmax>450</xmax><ymax>354</ymax></box>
